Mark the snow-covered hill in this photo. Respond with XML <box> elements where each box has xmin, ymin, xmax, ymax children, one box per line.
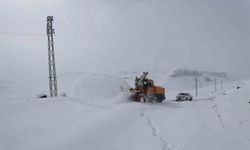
<box><xmin>1</xmin><ymin>0</ymin><xmax>250</xmax><ymax>149</ymax></box>
<box><xmin>165</xmin><ymin>69</ymin><xmax>236</xmax><ymax>91</ymax></box>
<box><xmin>0</xmin><ymin>72</ymin><xmax>249</xmax><ymax>150</ymax></box>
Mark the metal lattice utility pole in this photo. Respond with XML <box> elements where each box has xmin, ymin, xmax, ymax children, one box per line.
<box><xmin>47</xmin><ymin>16</ymin><xmax>58</xmax><ymax>97</ymax></box>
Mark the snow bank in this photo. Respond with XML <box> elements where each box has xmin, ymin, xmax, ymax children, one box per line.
<box><xmin>1</xmin><ymin>73</ymin><xmax>250</xmax><ymax>150</ymax></box>
<box><xmin>70</xmin><ymin>73</ymin><xmax>130</xmax><ymax>103</ymax></box>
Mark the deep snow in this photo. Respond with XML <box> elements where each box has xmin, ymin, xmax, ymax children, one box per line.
<box><xmin>1</xmin><ymin>0</ymin><xmax>250</xmax><ymax>149</ymax></box>
<box><xmin>0</xmin><ymin>73</ymin><xmax>249</xmax><ymax>150</ymax></box>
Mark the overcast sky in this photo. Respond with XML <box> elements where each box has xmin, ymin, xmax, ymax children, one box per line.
<box><xmin>0</xmin><ymin>0</ymin><xmax>250</xmax><ymax>82</ymax></box>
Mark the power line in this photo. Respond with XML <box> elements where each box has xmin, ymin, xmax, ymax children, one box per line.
<box><xmin>0</xmin><ymin>15</ymin><xmax>45</xmax><ymax>37</ymax></box>
<box><xmin>0</xmin><ymin>15</ymin><xmax>43</xmax><ymax>23</ymax></box>
<box><xmin>0</xmin><ymin>32</ymin><xmax>44</xmax><ymax>37</ymax></box>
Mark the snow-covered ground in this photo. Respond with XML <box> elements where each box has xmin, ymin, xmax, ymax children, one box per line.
<box><xmin>1</xmin><ymin>0</ymin><xmax>250</xmax><ymax>149</ymax></box>
<box><xmin>0</xmin><ymin>73</ymin><xmax>249</xmax><ymax>150</ymax></box>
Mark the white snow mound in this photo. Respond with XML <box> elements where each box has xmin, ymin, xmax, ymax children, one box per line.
<box><xmin>71</xmin><ymin>74</ymin><xmax>130</xmax><ymax>102</ymax></box>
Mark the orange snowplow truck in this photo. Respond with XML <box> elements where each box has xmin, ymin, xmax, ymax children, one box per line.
<box><xmin>130</xmin><ymin>72</ymin><xmax>166</xmax><ymax>103</ymax></box>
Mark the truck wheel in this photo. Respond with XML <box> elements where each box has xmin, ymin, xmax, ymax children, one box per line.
<box><xmin>140</xmin><ymin>97</ymin><xmax>146</xmax><ymax>103</ymax></box>
<box><xmin>147</xmin><ymin>95</ymin><xmax>157</xmax><ymax>103</ymax></box>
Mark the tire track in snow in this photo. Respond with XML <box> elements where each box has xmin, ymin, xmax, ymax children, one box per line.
<box><xmin>212</xmin><ymin>104</ymin><xmax>226</xmax><ymax>129</ymax></box>
<box><xmin>229</xmin><ymin>98</ymin><xmax>240</xmax><ymax>109</ymax></box>
<box><xmin>140</xmin><ymin>107</ymin><xmax>178</xmax><ymax>150</ymax></box>
<box><xmin>146</xmin><ymin>116</ymin><xmax>159</xmax><ymax>136</ymax></box>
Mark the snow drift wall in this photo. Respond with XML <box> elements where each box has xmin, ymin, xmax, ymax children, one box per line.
<box><xmin>70</xmin><ymin>74</ymin><xmax>130</xmax><ymax>102</ymax></box>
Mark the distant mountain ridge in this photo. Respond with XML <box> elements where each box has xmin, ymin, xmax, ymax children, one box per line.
<box><xmin>171</xmin><ymin>69</ymin><xmax>231</xmax><ymax>78</ymax></box>
<box><xmin>164</xmin><ymin>69</ymin><xmax>236</xmax><ymax>91</ymax></box>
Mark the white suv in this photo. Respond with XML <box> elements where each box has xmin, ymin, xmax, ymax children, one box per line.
<box><xmin>176</xmin><ymin>93</ymin><xmax>193</xmax><ymax>101</ymax></box>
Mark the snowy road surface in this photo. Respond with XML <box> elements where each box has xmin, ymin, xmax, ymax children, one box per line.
<box><xmin>0</xmin><ymin>78</ymin><xmax>250</xmax><ymax>150</ymax></box>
